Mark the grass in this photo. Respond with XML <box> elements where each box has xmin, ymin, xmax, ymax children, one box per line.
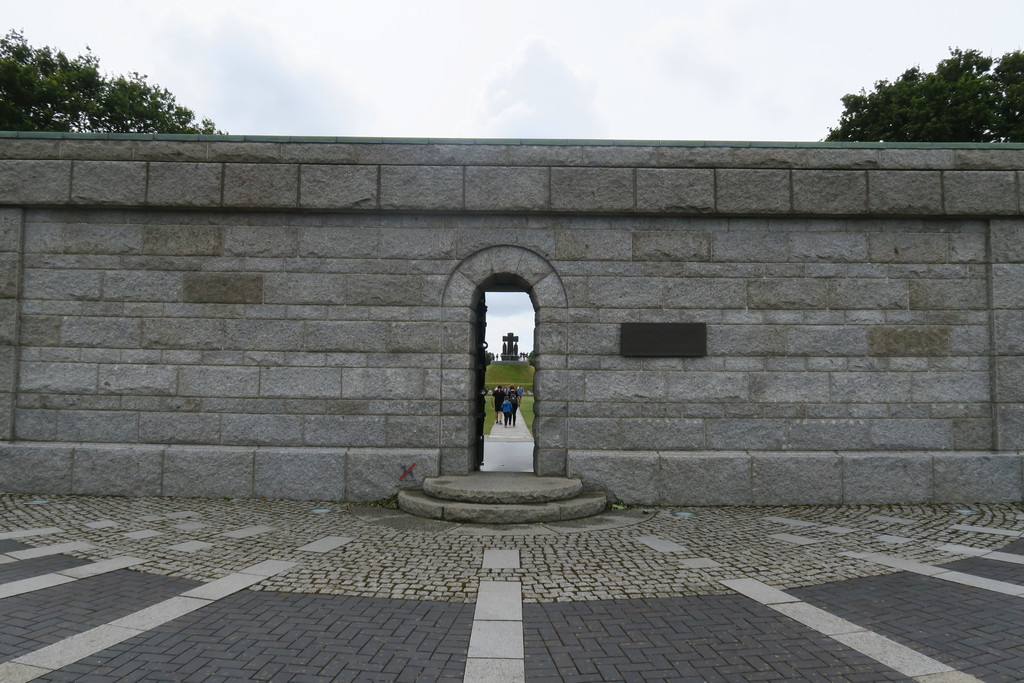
<box><xmin>484</xmin><ymin>363</ymin><xmax>534</xmax><ymax>392</ymax></box>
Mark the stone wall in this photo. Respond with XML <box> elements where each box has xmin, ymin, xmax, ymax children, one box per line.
<box><xmin>1</xmin><ymin>135</ymin><xmax>1023</xmax><ymax>505</ymax></box>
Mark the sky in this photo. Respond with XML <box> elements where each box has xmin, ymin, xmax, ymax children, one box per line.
<box><xmin>5</xmin><ymin>0</ymin><xmax>1024</xmax><ymax>350</ymax></box>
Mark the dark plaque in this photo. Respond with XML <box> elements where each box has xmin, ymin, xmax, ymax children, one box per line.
<box><xmin>620</xmin><ymin>323</ymin><xmax>707</xmax><ymax>357</ymax></box>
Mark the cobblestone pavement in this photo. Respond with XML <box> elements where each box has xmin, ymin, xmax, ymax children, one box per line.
<box><xmin>0</xmin><ymin>493</ymin><xmax>1021</xmax><ymax>681</ymax></box>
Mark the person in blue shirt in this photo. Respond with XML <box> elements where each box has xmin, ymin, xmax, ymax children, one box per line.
<box><xmin>500</xmin><ymin>396</ymin><xmax>513</xmax><ymax>427</ymax></box>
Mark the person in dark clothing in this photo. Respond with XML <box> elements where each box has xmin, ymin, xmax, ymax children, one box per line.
<box><xmin>493</xmin><ymin>386</ymin><xmax>504</xmax><ymax>425</ymax></box>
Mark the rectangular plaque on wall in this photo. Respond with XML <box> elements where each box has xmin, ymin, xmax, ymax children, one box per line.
<box><xmin>620</xmin><ymin>323</ymin><xmax>707</xmax><ymax>357</ymax></box>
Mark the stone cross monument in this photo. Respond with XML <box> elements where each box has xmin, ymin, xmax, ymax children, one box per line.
<box><xmin>501</xmin><ymin>332</ymin><xmax>519</xmax><ymax>361</ymax></box>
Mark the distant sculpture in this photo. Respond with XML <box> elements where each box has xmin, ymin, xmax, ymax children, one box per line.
<box><xmin>501</xmin><ymin>332</ymin><xmax>519</xmax><ymax>361</ymax></box>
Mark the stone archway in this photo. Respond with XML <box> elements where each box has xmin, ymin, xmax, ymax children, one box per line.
<box><xmin>441</xmin><ymin>246</ymin><xmax>568</xmax><ymax>477</ymax></box>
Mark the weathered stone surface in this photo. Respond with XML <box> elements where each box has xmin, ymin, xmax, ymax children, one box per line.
<box><xmin>346</xmin><ymin>448</ymin><xmax>438</xmax><ymax>501</ymax></box>
<box><xmin>139</xmin><ymin>412</ymin><xmax>221</xmax><ymax>444</ymax></box>
<box><xmin>867</xmin><ymin>326</ymin><xmax>950</xmax><ymax>356</ymax></box>
<box><xmin>992</xmin><ymin>264</ymin><xmax>1024</xmax><ymax>308</ymax></box>
<box><xmin>0</xmin><ymin>160</ymin><xmax>70</xmax><ymax>204</ymax></box>
<box><xmin>183</xmin><ymin>273</ymin><xmax>263</xmax><ymax>303</ymax></box>
<box><xmin>103</xmin><ymin>271</ymin><xmax>182</xmax><ymax>302</ymax></box>
<box><xmin>631</xmin><ymin>230</ymin><xmax>711</xmax><ymax>261</ymax></box>
<box><xmin>179</xmin><ymin>366</ymin><xmax>259</xmax><ymax>398</ymax></box>
<box><xmin>299</xmin><ymin>164</ymin><xmax>378</xmax><ymax>209</ymax></box>
<box><xmin>98</xmin><ymin>364</ymin><xmax>177</xmax><ymax>395</ymax></box>
<box><xmin>380</xmin><ymin>165</ymin><xmax>463</xmax><ymax>210</ymax></box>
<box><xmin>551</xmin><ymin>168</ymin><xmax>633</xmax><ymax>212</ymax></box>
<box><xmin>304</xmin><ymin>415</ymin><xmax>386</xmax><ymax>448</ymax></box>
<box><xmin>659</xmin><ymin>452</ymin><xmax>751</xmax><ymax>505</ymax></box>
<box><xmin>843</xmin><ymin>452</ymin><xmax>932</xmax><ymax>504</ymax></box>
<box><xmin>143</xmin><ymin>225</ymin><xmax>223</xmax><ymax>255</ymax></box>
<box><xmin>788</xmin><ymin>420</ymin><xmax>871</xmax><ymax>450</ymax></box>
<box><xmin>792</xmin><ymin>170</ymin><xmax>867</xmax><ymax>214</ymax></box>
<box><xmin>163</xmin><ymin>446</ymin><xmax>253</xmax><ymax>497</ymax></box>
<box><xmin>716</xmin><ymin>169</ymin><xmax>790</xmax><ymax>213</ymax></box>
<box><xmin>706</xmin><ymin>420</ymin><xmax>785</xmax><ymax>450</ymax></box>
<box><xmin>995</xmin><ymin>404</ymin><xmax>1024</xmax><ymax>450</ymax></box>
<box><xmin>635</xmin><ymin>169</ymin><xmax>714</xmax><ymax>213</ymax></box>
<box><xmin>72</xmin><ymin>444</ymin><xmax>163</xmax><ymax>496</ymax></box>
<box><xmin>933</xmin><ymin>453</ymin><xmax>1022</xmax><ymax>502</ymax></box>
<box><xmin>55</xmin><ymin>409</ymin><xmax>139</xmax><ymax>442</ymax></box>
<box><xmin>223</xmin><ymin>414</ymin><xmax>303</xmax><ymax>446</ymax></box>
<box><xmin>870</xmin><ymin>420</ymin><xmax>951</xmax><ymax>450</ymax></box>
<box><xmin>465</xmin><ymin>166</ymin><xmax>549</xmax><ymax>211</ymax></box>
<box><xmin>567</xmin><ymin>450</ymin><xmax>658</xmax><ymax>504</ymax></box>
<box><xmin>20</xmin><ymin>362</ymin><xmax>97</xmax><ymax>393</ymax></box>
<box><xmin>254</xmin><ymin>448</ymin><xmax>346</xmax><ymax>499</ymax></box>
<box><xmin>71</xmin><ymin>161</ymin><xmax>146</xmax><ymax>205</ymax></box>
<box><xmin>752</xmin><ymin>453</ymin><xmax>842</xmax><ymax>505</ymax></box>
<box><xmin>147</xmin><ymin>162</ymin><xmax>222</xmax><ymax>207</ymax></box>
<box><xmin>261</xmin><ymin>367</ymin><xmax>341</xmax><ymax>398</ymax></box>
<box><xmin>868</xmin><ymin>171</ymin><xmax>942</xmax><ymax>214</ymax></box>
<box><xmin>223</xmin><ymin>163</ymin><xmax>299</xmax><ymax>208</ymax></box>
<box><xmin>0</xmin><ymin>443</ymin><xmax>72</xmax><ymax>493</ymax></box>
<box><xmin>747</xmin><ymin>279</ymin><xmax>827</xmax><ymax>309</ymax></box>
<box><xmin>991</xmin><ymin>220</ymin><xmax>1024</xmax><ymax>262</ymax></box>
<box><xmin>943</xmin><ymin>171</ymin><xmax>1018</xmax><ymax>215</ymax></box>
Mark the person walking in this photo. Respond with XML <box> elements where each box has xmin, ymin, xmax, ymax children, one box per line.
<box><xmin>509</xmin><ymin>391</ymin><xmax>519</xmax><ymax>426</ymax></box>
<box><xmin>493</xmin><ymin>385</ymin><xmax>504</xmax><ymax>425</ymax></box>
<box><xmin>500</xmin><ymin>395</ymin><xmax>513</xmax><ymax>427</ymax></box>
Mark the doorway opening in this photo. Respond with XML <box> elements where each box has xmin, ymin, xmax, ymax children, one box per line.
<box><xmin>476</xmin><ymin>289</ymin><xmax>536</xmax><ymax>473</ymax></box>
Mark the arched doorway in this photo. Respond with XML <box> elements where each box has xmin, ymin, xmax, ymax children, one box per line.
<box><xmin>441</xmin><ymin>246</ymin><xmax>568</xmax><ymax>477</ymax></box>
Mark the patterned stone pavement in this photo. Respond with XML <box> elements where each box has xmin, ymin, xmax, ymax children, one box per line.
<box><xmin>0</xmin><ymin>493</ymin><xmax>1021</xmax><ymax>681</ymax></box>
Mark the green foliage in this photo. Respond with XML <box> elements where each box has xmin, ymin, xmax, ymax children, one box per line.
<box><xmin>826</xmin><ymin>48</ymin><xmax>1024</xmax><ymax>142</ymax></box>
<box><xmin>0</xmin><ymin>30</ymin><xmax>221</xmax><ymax>134</ymax></box>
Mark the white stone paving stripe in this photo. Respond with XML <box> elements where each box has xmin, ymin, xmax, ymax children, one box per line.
<box><xmin>4</xmin><ymin>541</ymin><xmax>93</xmax><ymax>560</ymax></box>
<box><xmin>295</xmin><ymin>536</ymin><xmax>354</xmax><ymax>553</ymax></box>
<box><xmin>122</xmin><ymin>530</ymin><xmax>162</xmax><ymax>540</ymax></box>
<box><xmin>768</xmin><ymin>533</ymin><xmax>821</xmax><ymax>546</ymax></box>
<box><xmin>843</xmin><ymin>552</ymin><xmax>1024</xmax><ymax>597</ymax></box>
<box><xmin>172</xmin><ymin>521</ymin><xmax>209</xmax><ymax>531</ymax></box>
<box><xmin>163</xmin><ymin>511</ymin><xmax>200</xmax><ymax>519</ymax></box>
<box><xmin>634</xmin><ymin>535</ymin><xmax>689</xmax><ymax>553</ymax></box>
<box><xmin>867</xmin><ymin>515</ymin><xmax>916</xmax><ymax>525</ymax></box>
<box><xmin>475</xmin><ymin>581</ymin><xmax>522</xmax><ymax>621</ymax></box>
<box><xmin>0</xmin><ymin>560</ymin><xmax>298</xmax><ymax>681</ymax></box>
<box><xmin>0</xmin><ymin>573</ymin><xmax>76</xmax><ymax>600</ymax></box>
<box><xmin>220</xmin><ymin>525</ymin><xmax>275</xmax><ymax>539</ymax></box>
<box><xmin>465</xmin><ymin>579</ymin><xmax>525</xmax><ymax>683</ymax></box>
<box><xmin>678</xmin><ymin>557</ymin><xmax>721</xmax><ymax>569</ymax></box>
<box><xmin>0</xmin><ymin>556</ymin><xmax>145</xmax><ymax>599</ymax></box>
<box><xmin>875</xmin><ymin>535</ymin><xmax>914</xmax><ymax>545</ymax></box>
<box><xmin>821</xmin><ymin>525</ymin><xmax>857</xmax><ymax>534</ymax></box>
<box><xmin>167</xmin><ymin>540</ymin><xmax>213</xmax><ymax>553</ymax></box>
<box><xmin>482</xmin><ymin>549</ymin><xmax>520</xmax><ymax>569</ymax></box>
<box><xmin>0</xmin><ymin>527</ymin><xmax>62</xmax><ymax>540</ymax></box>
<box><xmin>720</xmin><ymin>578</ymin><xmax>975</xmax><ymax>681</ymax></box>
<box><xmin>763</xmin><ymin>516</ymin><xmax>818</xmax><ymax>527</ymax></box>
<box><xmin>58</xmin><ymin>556</ymin><xmax>146</xmax><ymax>579</ymax></box>
<box><xmin>949</xmin><ymin>524</ymin><xmax>1023</xmax><ymax>538</ymax></box>
<box><xmin>83</xmin><ymin>520</ymin><xmax>118</xmax><ymax>529</ymax></box>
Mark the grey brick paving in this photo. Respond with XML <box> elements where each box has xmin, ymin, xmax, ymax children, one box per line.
<box><xmin>2</xmin><ymin>496</ymin><xmax>1024</xmax><ymax>681</ymax></box>
<box><xmin>36</xmin><ymin>591</ymin><xmax>474</xmax><ymax>682</ymax></box>
<box><xmin>0</xmin><ymin>570</ymin><xmax>199</xmax><ymax>664</ymax></box>
<box><xmin>792</xmin><ymin>558</ymin><xmax>1024</xmax><ymax>682</ymax></box>
<box><xmin>522</xmin><ymin>597</ymin><xmax>910</xmax><ymax>682</ymax></box>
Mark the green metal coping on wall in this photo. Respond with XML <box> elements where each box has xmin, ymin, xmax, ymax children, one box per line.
<box><xmin>1</xmin><ymin>130</ymin><xmax>1024</xmax><ymax>149</ymax></box>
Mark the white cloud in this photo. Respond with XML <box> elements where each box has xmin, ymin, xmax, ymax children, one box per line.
<box><xmin>475</xmin><ymin>39</ymin><xmax>603</xmax><ymax>139</ymax></box>
<box><xmin>152</xmin><ymin>13</ymin><xmax>370</xmax><ymax>135</ymax></box>
<box><xmin>485</xmin><ymin>292</ymin><xmax>535</xmax><ymax>355</ymax></box>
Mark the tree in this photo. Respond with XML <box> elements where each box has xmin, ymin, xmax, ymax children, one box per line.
<box><xmin>826</xmin><ymin>48</ymin><xmax>1024</xmax><ymax>143</ymax></box>
<box><xmin>0</xmin><ymin>30</ymin><xmax>221</xmax><ymax>134</ymax></box>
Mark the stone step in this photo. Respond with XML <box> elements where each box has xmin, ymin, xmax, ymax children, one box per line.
<box><xmin>423</xmin><ymin>472</ymin><xmax>583</xmax><ymax>504</ymax></box>
<box><xmin>398</xmin><ymin>490</ymin><xmax>608</xmax><ymax>524</ymax></box>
